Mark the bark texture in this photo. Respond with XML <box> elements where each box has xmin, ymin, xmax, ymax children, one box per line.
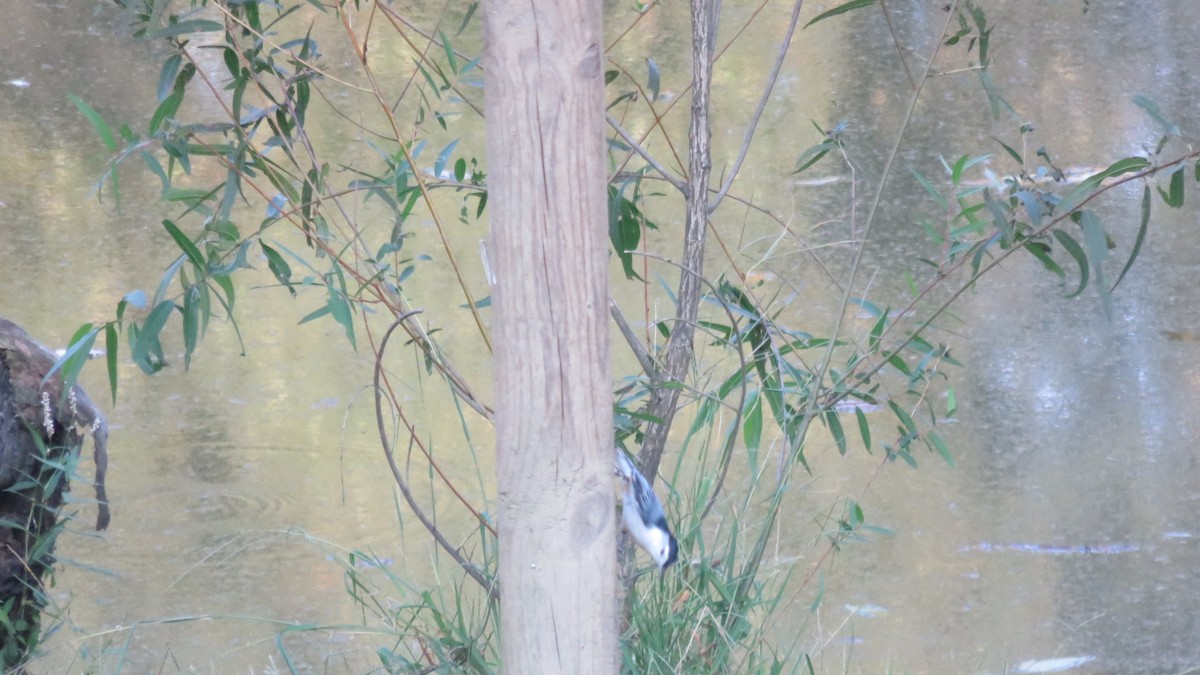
<box><xmin>638</xmin><ymin>0</ymin><xmax>716</xmax><ymax>481</ymax></box>
<box><xmin>484</xmin><ymin>0</ymin><xmax>617</xmax><ymax>670</ymax></box>
<box><xmin>0</xmin><ymin>317</ymin><xmax>110</xmax><ymax>670</ymax></box>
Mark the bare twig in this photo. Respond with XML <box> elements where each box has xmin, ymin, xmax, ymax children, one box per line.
<box><xmin>805</xmin><ymin>0</ymin><xmax>961</xmax><ymax>451</ymax></box>
<box><xmin>707</xmin><ymin>0</ymin><xmax>806</xmax><ymax>214</ymax></box>
<box><xmin>609</xmin><ymin>297</ymin><xmax>664</xmax><ymax>384</ymax></box>
<box><xmin>336</xmin><ymin>4</ymin><xmax>493</xmax><ymax>354</ymax></box>
<box><xmin>632</xmin><ymin>251</ymin><xmax>748</xmax><ymax>522</ymax></box>
<box><xmin>607</xmin><ymin>114</ymin><xmax>688</xmax><ymax>193</ymax></box>
<box><xmin>879</xmin><ymin>0</ymin><xmax>916</xmax><ymax>88</ymax></box>
<box><xmin>374</xmin><ymin>311</ymin><xmax>498</xmax><ymax>600</ymax></box>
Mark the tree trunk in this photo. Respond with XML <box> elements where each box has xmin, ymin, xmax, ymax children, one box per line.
<box><xmin>483</xmin><ymin>0</ymin><xmax>617</xmax><ymax>671</ymax></box>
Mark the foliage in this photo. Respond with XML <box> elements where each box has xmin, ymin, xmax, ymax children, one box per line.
<box><xmin>1</xmin><ymin>426</ymin><xmax>87</xmax><ymax>670</ymax></box>
<box><xmin>50</xmin><ymin>0</ymin><xmax>1200</xmax><ymax>671</ymax></box>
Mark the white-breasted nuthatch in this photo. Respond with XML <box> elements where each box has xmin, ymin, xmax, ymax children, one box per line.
<box><xmin>615</xmin><ymin>449</ymin><xmax>679</xmax><ymax>573</ymax></box>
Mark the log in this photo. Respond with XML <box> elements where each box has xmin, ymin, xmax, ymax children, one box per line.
<box><xmin>0</xmin><ymin>317</ymin><xmax>111</xmax><ymax>669</ymax></box>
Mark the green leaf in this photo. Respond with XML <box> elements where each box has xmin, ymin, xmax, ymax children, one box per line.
<box><xmin>157</xmin><ymin>54</ymin><xmax>182</xmax><ymax>104</ymax></box>
<box><xmin>1053</xmin><ymin>229</ymin><xmax>1089</xmax><ymax>298</ymax></box>
<box><xmin>1062</xmin><ymin>156</ymin><xmax>1150</xmax><ymax>211</ymax></box>
<box><xmin>132</xmin><ymin>301</ymin><xmax>175</xmax><ymax>369</ymax></box>
<box><xmin>1026</xmin><ymin>241</ymin><xmax>1065</xmax><ymax>281</ymax></box>
<box><xmin>439</xmin><ymin>29</ymin><xmax>458</xmax><ymax>74</ymax></box>
<box><xmin>326</xmin><ymin>287</ymin><xmax>356</xmax><ymax>349</ymax></box>
<box><xmin>150</xmin><ymin>87</ymin><xmax>184</xmax><ymax>135</ymax></box>
<box><xmin>434</xmin><ymin>139</ymin><xmax>459</xmax><ymax>178</ymax></box>
<box><xmin>946</xmin><ymin>386</ymin><xmax>957</xmax><ymax>417</ymax></box>
<box><xmin>854</xmin><ymin>406</ymin><xmax>871</xmax><ymax>451</ymax></box>
<box><xmin>910</xmin><ymin>168</ymin><xmax>948</xmax><ymax>210</ymax></box>
<box><xmin>927</xmin><ymin>430</ymin><xmax>954</xmax><ymax>467</ymax></box>
<box><xmin>743</xmin><ymin>389</ymin><xmax>762</xmax><ymax>458</ymax></box>
<box><xmin>1078</xmin><ymin>210</ymin><xmax>1112</xmax><ymax>316</ymax></box>
<box><xmin>1157</xmin><ymin>166</ymin><xmax>1185</xmax><ymax>208</ymax></box>
<box><xmin>1111</xmin><ymin>186</ymin><xmax>1150</xmax><ymax>292</ymax></box>
<box><xmin>105</xmin><ymin>323</ymin><xmax>118</xmax><ymax>405</ymax></box>
<box><xmin>825</xmin><ymin>410</ymin><xmax>847</xmax><ymax>455</ymax></box>
<box><xmin>69</xmin><ymin>95</ymin><xmax>117</xmax><ymax>152</ymax></box>
<box><xmin>609</xmin><ymin>184</ymin><xmax>644</xmax><ymax>280</ymax></box>
<box><xmin>299</xmin><ymin>305</ymin><xmax>331</xmax><ymax>325</ymax></box>
<box><xmin>792</xmin><ymin>139</ymin><xmax>835</xmax><ymax>174</ymax></box>
<box><xmin>44</xmin><ymin>324</ymin><xmax>99</xmax><ymax>394</ymax></box>
<box><xmin>1014</xmin><ymin>190</ymin><xmax>1043</xmax><ymax>226</ymax></box>
<box><xmin>1132</xmin><ymin>94</ymin><xmax>1180</xmax><ymax>137</ymax></box>
<box><xmin>991</xmin><ymin>136</ymin><xmax>1022</xmax><ymax>165</ymax></box>
<box><xmin>162</xmin><ymin>220</ymin><xmax>206</xmax><ymax>271</ymax></box>
<box><xmin>456</xmin><ymin>2</ymin><xmax>478</xmax><ymax>35</ymax></box>
<box><xmin>261</xmin><ymin>242</ymin><xmax>294</xmax><ymax>289</ymax></box>
<box><xmin>887</xmin><ymin>400</ymin><xmax>916</xmax><ymax>435</ymax></box>
<box><xmin>181</xmin><ymin>286</ymin><xmax>200</xmax><ymax>370</ymax></box>
<box><xmin>804</xmin><ymin>0</ymin><xmax>876</xmax><ymax>28</ymax></box>
<box><xmin>868</xmin><ymin>308</ymin><xmax>888</xmax><ymax>350</ymax></box>
<box><xmin>979</xmin><ymin>69</ymin><xmax>1012</xmax><ymax>120</ymax></box>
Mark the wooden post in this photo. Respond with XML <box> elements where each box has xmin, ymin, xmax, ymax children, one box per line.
<box><xmin>483</xmin><ymin>0</ymin><xmax>617</xmax><ymax>670</ymax></box>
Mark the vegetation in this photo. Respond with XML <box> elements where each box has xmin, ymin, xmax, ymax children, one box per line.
<box><xmin>24</xmin><ymin>0</ymin><xmax>1200</xmax><ymax>671</ymax></box>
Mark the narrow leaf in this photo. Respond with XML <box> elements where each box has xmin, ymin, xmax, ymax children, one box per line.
<box><xmin>1132</xmin><ymin>94</ymin><xmax>1180</xmax><ymax>137</ymax></box>
<box><xmin>434</xmin><ymin>139</ymin><xmax>459</xmax><ymax>178</ymax></box>
<box><xmin>44</xmin><ymin>324</ymin><xmax>98</xmax><ymax>393</ymax></box>
<box><xmin>1111</xmin><ymin>186</ymin><xmax>1151</xmax><ymax>292</ymax></box>
<box><xmin>991</xmin><ymin>136</ymin><xmax>1022</xmax><ymax>164</ymax></box>
<box><xmin>646</xmin><ymin>58</ymin><xmax>661</xmax><ymax>101</ymax></box>
<box><xmin>105</xmin><ymin>323</ymin><xmax>118</xmax><ymax>404</ymax></box>
<box><xmin>157</xmin><ymin>54</ymin><xmax>182</xmax><ymax>104</ymax></box>
<box><xmin>804</xmin><ymin>0</ymin><xmax>876</xmax><ymax>28</ymax></box>
<box><xmin>1078</xmin><ymin>210</ymin><xmax>1112</xmax><ymax>316</ymax></box>
<box><xmin>162</xmin><ymin>220</ymin><xmax>206</xmax><ymax>271</ymax></box>
<box><xmin>927</xmin><ymin>430</ymin><xmax>954</xmax><ymax>467</ymax></box>
<box><xmin>132</xmin><ymin>301</ymin><xmax>175</xmax><ymax>366</ymax></box>
<box><xmin>854</xmin><ymin>406</ymin><xmax>871</xmax><ymax>451</ymax></box>
<box><xmin>439</xmin><ymin>29</ymin><xmax>458</xmax><ymax>74</ymax></box>
<box><xmin>1062</xmin><ymin>156</ymin><xmax>1150</xmax><ymax>210</ymax></box>
<box><xmin>69</xmin><ymin>95</ymin><xmax>117</xmax><ymax>152</ymax></box>
<box><xmin>825</xmin><ymin>411</ymin><xmax>847</xmax><ymax>455</ymax></box>
<box><xmin>910</xmin><ymin>168</ymin><xmax>948</xmax><ymax>210</ymax></box>
<box><xmin>1053</xmin><ymin>229</ymin><xmax>1089</xmax><ymax>298</ymax></box>
<box><xmin>1158</xmin><ymin>166</ymin><xmax>1185</xmax><ymax>208</ymax></box>
<box><xmin>326</xmin><ymin>288</ymin><xmax>356</xmax><ymax>348</ymax></box>
<box><xmin>743</xmin><ymin>389</ymin><xmax>762</xmax><ymax>458</ymax></box>
<box><xmin>887</xmin><ymin>400</ymin><xmax>917</xmax><ymax>435</ymax></box>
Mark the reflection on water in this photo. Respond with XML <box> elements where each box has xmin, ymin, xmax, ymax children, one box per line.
<box><xmin>4</xmin><ymin>0</ymin><xmax>1200</xmax><ymax>672</ymax></box>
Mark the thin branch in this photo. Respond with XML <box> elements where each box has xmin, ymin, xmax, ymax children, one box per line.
<box><xmin>607</xmin><ymin>114</ymin><xmax>688</xmax><ymax>193</ymax></box>
<box><xmin>632</xmin><ymin>251</ymin><xmax>749</xmax><ymax>522</ymax></box>
<box><xmin>833</xmin><ymin>146</ymin><xmax>1200</xmax><ymax>405</ymax></box>
<box><xmin>805</xmin><ymin>0</ymin><xmax>960</xmax><ymax>452</ymax></box>
<box><xmin>707</xmin><ymin>0</ymin><xmax>806</xmax><ymax>214</ymax></box>
<box><xmin>609</xmin><ymin>297</ymin><xmax>664</xmax><ymax>384</ymax></box>
<box><xmin>337</xmin><ymin>5</ymin><xmax>493</xmax><ymax>354</ymax></box>
<box><xmin>879</xmin><ymin>0</ymin><xmax>916</xmax><ymax>88</ymax></box>
<box><xmin>374</xmin><ymin>311</ymin><xmax>498</xmax><ymax>600</ymax></box>
<box><xmin>637</xmin><ymin>0</ymin><xmax>718</xmax><ymax>483</ymax></box>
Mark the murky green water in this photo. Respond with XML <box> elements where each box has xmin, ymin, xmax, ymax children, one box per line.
<box><xmin>3</xmin><ymin>1</ymin><xmax>1199</xmax><ymax>672</ymax></box>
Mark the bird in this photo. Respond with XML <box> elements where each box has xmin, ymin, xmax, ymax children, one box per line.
<box><xmin>615</xmin><ymin>449</ymin><xmax>679</xmax><ymax>574</ymax></box>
